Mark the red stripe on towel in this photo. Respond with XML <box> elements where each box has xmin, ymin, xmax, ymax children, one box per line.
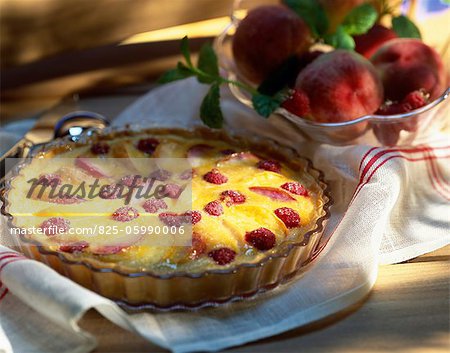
<box><xmin>0</xmin><ymin>258</ymin><xmax>25</xmax><ymax>273</ymax></box>
<box><xmin>0</xmin><ymin>287</ymin><xmax>8</xmax><ymax>302</ymax></box>
<box><xmin>310</xmin><ymin>149</ymin><xmax>450</xmax><ymax>262</ymax></box>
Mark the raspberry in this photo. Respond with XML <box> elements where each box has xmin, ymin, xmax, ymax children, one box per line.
<box><xmin>185</xmin><ymin>210</ymin><xmax>202</xmax><ymax>225</ymax></box>
<box><xmin>274</xmin><ymin>207</ymin><xmax>300</xmax><ymax>228</ymax></box>
<box><xmin>159</xmin><ymin>212</ymin><xmax>186</xmax><ymax>227</ymax></box>
<box><xmin>112</xmin><ymin>206</ymin><xmax>139</xmax><ymax>222</ymax></box>
<box><xmin>208</xmin><ymin>247</ymin><xmax>236</xmax><ymax>265</ymax></box>
<box><xmin>376</xmin><ymin>101</ymin><xmax>407</xmax><ymax>115</ymax></box>
<box><xmin>188</xmin><ymin>233</ymin><xmax>207</xmax><ymax>259</ymax></box>
<box><xmin>402</xmin><ymin>90</ymin><xmax>428</xmax><ymax>110</ymax></box>
<box><xmin>281</xmin><ymin>89</ymin><xmax>310</xmax><ymax>117</ymax></box>
<box><xmin>376</xmin><ymin>90</ymin><xmax>429</xmax><ymax>115</ymax></box>
<box><xmin>40</xmin><ymin>217</ymin><xmax>70</xmax><ymax>236</ymax></box>
<box><xmin>179</xmin><ymin>169</ymin><xmax>194</xmax><ymax>180</ymax></box>
<box><xmin>59</xmin><ymin>241</ymin><xmax>89</xmax><ymax>253</ymax></box>
<box><xmin>137</xmin><ymin>138</ymin><xmax>159</xmax><ymax>154</ymax></box>
<box><xmin>203</xmin><ymin>169</ymin><xmax>228</xmax><ymax>184</ymax></box>
<box><xmin>164</xmin><ymin>183</ymin><xmax>183</xmax><ymax>199</ymax></box>
<box><xmin>90</xmin><ymin>142</ymin><xmax>110</xmax><ymax>155</ymax></box>
<box><xmin>245</xmin><ymin>228</ymin><xmax>276</xmax><ymax>250</ymax></box>
<box><xmin>149</xmin><ymin>169</ymin><xmax>171</xmax><ymax>181</ymax></box>
<box><xmin>280</xmin><ymin>182</ymin><xmax>308</xmax><ymax>196</ymax></box>
<box><xmin>220</xmin><ymin>190</ymin><xmax>246</xmax><ymax>206</ymax></box>
<box><xmin>120</xmin><ymin>175</ymin><xmax>146</xmax><ymax>187</ymax></box>
<box><xmin>37</xmin><ymin>174</ymin><xmax>61</xmax><ymax>186</ymax></box>
<box><xmin>257</xmin><ymin>160</ymin><xmax>281</xmax><ymax>173</ymax></box>
<box><xmin>142</xmin><ymin>198</ymin><xmax>168</xmax><ymax>213</ymax></box>
<box><xmin>99</xmin><ymin>183</ymin><xmax>122</xmax><ymax>199</ymax></box>
<box><xmin>204</xmin><ymin>200</ymin><xmax>224</xmax><ymax>216</ymax></box>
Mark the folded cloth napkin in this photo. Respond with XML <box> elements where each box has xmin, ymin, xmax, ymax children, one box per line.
<box><xmin>1</xmin><ymin>78</ymin><xmax>449</xmax><ymax>353</ymax></box>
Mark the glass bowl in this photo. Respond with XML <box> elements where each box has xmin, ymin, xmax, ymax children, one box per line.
<box><xmin>214</xmin><ymin>5</ymin><xmax>450</xmax><ymax>146</ymax></box>
<box><xmin>1</xmin><ymin>126</ymin><xmax>332</xmax><ymax>311</ymax></box>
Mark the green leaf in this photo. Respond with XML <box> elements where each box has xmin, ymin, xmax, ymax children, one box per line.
<box><xmin>180</xmin><ymin>36</ymin><xmax>193</xmax><ymax>67</ymax></box>
<box><xmin>283</xmin><ymin>0</ymin><xmax>329</xmax><ymax>37</ymax></box>
<box><xmin>342</xmin><ymin>3</ymin><xmax>378</xmax><ymax>35</ymax></box>
<box><xmin>157</xmin><ymin>62</ymin><xmax>194</xmax><ymax>83</ymax></box>
<box><xmin>324</xmin><ymin>26</ymin><xmax>355</xmax><ymax>50</ymax></box>
<box><xmin>392</xmin><ymin>15</ymin><xmax>421</xmax><ymax>39</ymax></box>
<box><xmin>252</xmin><ymin>94</ymin><xmax>283</xmax><ymax>118</ymax></box>
<box><xmin>200</xmin><ymin>84</ymin><xmax>223</xmax><ymax>128</ymax></box>
<box><xmin>197</xmin><ymin>42</ymin><xmax>220</xmax><ymax>84</ymax></box>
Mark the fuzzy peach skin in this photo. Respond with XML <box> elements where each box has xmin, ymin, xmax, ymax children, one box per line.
<box><xmin>295</xmin><ymin>50</ymin><xmax>384</xmax><ymax>124</ymax></box>
<box><xmin>232</xmin><ymin>5</ymin><xmax>312</xmax><ymax>84</ymax></box>
<box><xmin>370</xmin><ymin>38</ymin><xmax>447</xmax><ymax>101</ymax></box>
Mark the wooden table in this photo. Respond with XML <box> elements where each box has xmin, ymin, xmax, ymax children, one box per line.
<box><xmin>77</xmin><ymin>245</ymin><xmax>450</xmax><ymax>353</ymax></box>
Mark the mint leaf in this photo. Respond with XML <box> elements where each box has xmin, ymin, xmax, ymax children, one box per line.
<box><xmin>252</xmin><ymin>94</ymin><xmax>283</xmax><ymax>118</ymax></box>
<box><xmin>342</xmin><ymin>3</ymin><xmax>378</xmax><ymax>35</ymax></box>
<box><xmin>180</xmin><ymin>36</ymin><xmax>193</xmax><ymax>67</ymax></box>
<box><xmin>283</xmin><ymin>0</ymin><xmax>328</xmax><ymax>37</ymax></box>
<box><xmin>197</xmin><ymin>43</ymin><xmax>220</xmax><ymax>84</ymax></box>
<box><xmin>158</xmin><ymin>62</ymin><xmax>194</xmax><ymax>83</ymax></box>
<box><xmin>200</xmin><ymin>84</ymin><xmax>223</xmax><ymax>128</ymax></box>
<box><xmin>324</xmin><ymin>26</ymin><xmax>355</xmax><ymax>49</ymax></box>
<box><xmin>392</xmin><ymin>15</ymin><xmax>421</xmax><ymax>39</ymax></box>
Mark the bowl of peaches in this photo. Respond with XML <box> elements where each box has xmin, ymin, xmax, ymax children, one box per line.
<box><xmin>212</xmin><ymin>0</ymin><xmax>449</xmax><ymax>146</ymax></box>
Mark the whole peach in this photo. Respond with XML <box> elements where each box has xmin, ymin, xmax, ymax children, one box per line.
<box><xmin>354</xmin><ymin>24</ymin><xmax>397</xmax><ymax>59</ymax></box>
<box><xmin>295</xmin><ymin>50</ymin><xmax>384</xmax><ymax>124</ymax></box>
<box><xmin>370</xmin><ymin>38</ymin><xmax>447</xmax><ymax>101</ymax></box>
<box><xmin>232</xmin><ymin>5</ymin><xmax>312</xmax><ymax>83</ymax></box>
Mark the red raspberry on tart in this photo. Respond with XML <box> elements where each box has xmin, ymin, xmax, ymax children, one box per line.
<box><xmin>203</xmin><ymin>168</ymin><xmax>228</xmax><ymax>184</ymax></box>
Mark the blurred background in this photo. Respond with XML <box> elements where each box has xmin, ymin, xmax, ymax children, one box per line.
<box><xmin>0</xmin><ymin>0</ymin><xmax>449</xmax><ymax>122</ymax></box>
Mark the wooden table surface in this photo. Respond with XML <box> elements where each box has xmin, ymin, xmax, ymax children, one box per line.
<box><xmin>77</xmin><ymin>245</ymin><xmax>450</xmax><ymax>353</ymax></box>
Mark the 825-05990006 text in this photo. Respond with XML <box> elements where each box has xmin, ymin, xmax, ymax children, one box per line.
<box><xmin>10</xmin><ymin>225</ymin><xmax>186</xmax><ymax>236</ymax></box>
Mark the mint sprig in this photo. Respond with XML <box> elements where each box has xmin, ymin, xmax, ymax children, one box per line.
<box><xmin>197</xmin><ymin>43</ymin><xmax>220</xmax><ymax>83</ymax></box>
<box><xmin>323</xmin><ymin>3</ymin><xmax>377</xmax><ymax>49</ymax></box>
<box><xmin>392</xmin><ymin>15</ymin><xmax>422</xmax><ymax>39</ymax></box>
<box><xmin>252</xmin><ymin>91</ymin><xmax>287</xmax><ymax>118</ymax></box>
<box><xmin>324</xmin><ymin>26</ymin><xmax>355</xmax><ymax>50</ymax></box>
<box><xmin>341</xmin><ymin>3</ymin><xmax>378</xmax><ymax>35</ymax></box>
<box><xmin>158</xmin><ymin>36</ymin><xmax>283</xmax><ymax>127</ymax></box>
<box><xmin>200</xmin><ymin>84</ymin><xmax>223</xmax><ymax>128</ymax></box>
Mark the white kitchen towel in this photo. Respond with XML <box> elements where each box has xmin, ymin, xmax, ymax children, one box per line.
<box><xmin>1</xmin><ymin>77</ymin><xmax>449</xmax><ymax>353</ymax></box>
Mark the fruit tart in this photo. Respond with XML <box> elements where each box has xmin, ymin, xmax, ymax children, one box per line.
<box><xmin>2</xmin><ymin>127</ymin><xmax>331</xmax><ymax>309</ymax></box>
